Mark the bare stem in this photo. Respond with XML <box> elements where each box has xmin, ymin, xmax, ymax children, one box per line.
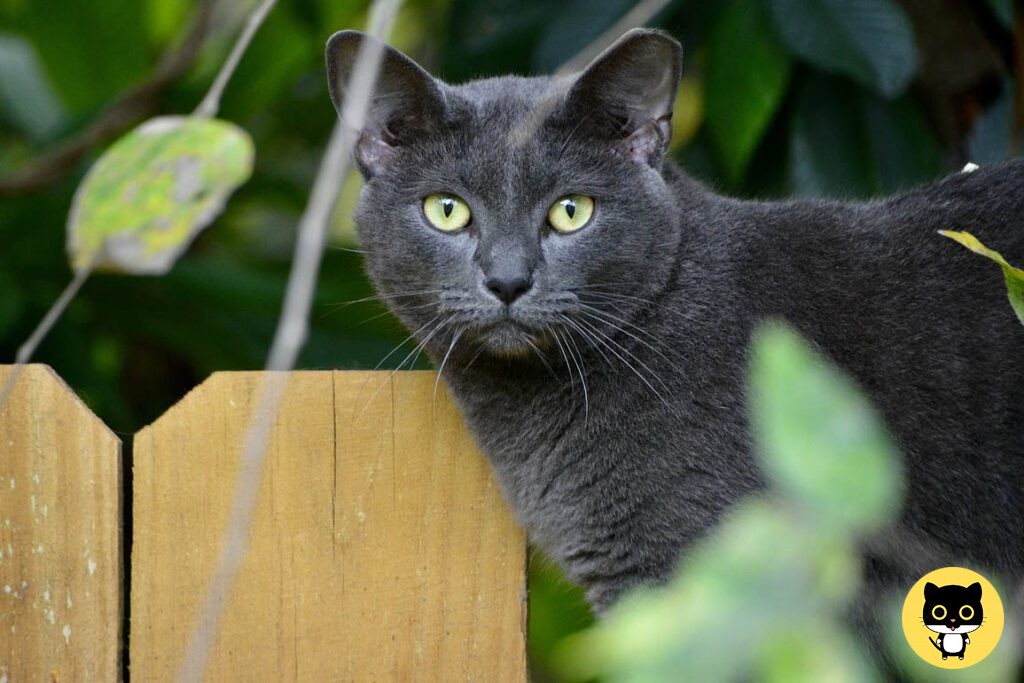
<box><xmin>0</xmin><ymin>259</ymin><xmax>95</xmax><ymax>413</ymax></box>
<box><xmin>175</xmin><ymin>1</ymin><xmax>402</xmax><ymax>680</ymax></box>
<box><xmin>193</xmin><ymin>0</ymin><xmax>279</xmax><ymax>119</ymax></box>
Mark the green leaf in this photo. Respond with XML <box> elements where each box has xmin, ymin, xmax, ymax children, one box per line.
<box><xmin>557</xmin><ymin>501</ymin><xmax>870</xmax><ymax>682</ymax></box>
<box><xmin>532</xmin><ymin>0</ymin><xmax>639</xmax><ymax>72</ymax></box>
<box><xmin>968</xmin><ymin>82</ymin><xmax>1019</xmax><ymax>164</ymax></box>
<box><xmin>0</xmin><ymin>32</ymin><xmax>65</xmax><ymax>142</ymax></box>
<box><xmin>769</xmin><ymin>0</ymin><xmax>917</xmax><ymax>97</ymax></box>
<box><xmin>790</xmin><ymin>77</ymin><xmax>877</xmax><ymax>198</ymax></box>
<box><xmin>0</xmin><ymin>266</ymin><xmax>24</xmax><ymax>339</ymax></box>
<box><xmin>67</xmin><ymin>116</ymin><xmax>255</xmax><ymax>274</ymax></box>
<box><xmin>862</xmin><ymin>95</ymin><xmax>942</xmax><ymax>192</ymax></box>
<box><xmin>706</xmin><ymin>0</ymin><xmax>792</xmax><ymax>183</ymax></box>
<box><xmin>789</xmin><ymin>76</ymin><xmax>942</xmax><ymax>198</ymax></box>
<box><xmin>16</xmin><ymin>0</ymin><xmax>148</xmax><ymax>113</ymax></box>
<box><xmin>939</xmin><ymin>230</ymin><xmax>1024</xmax><ymax>327</ymax></box>
<box><xmin>443</xmin><ymin>0</ymin><xmax>552</xmax><ymax>80</ymax></box>
<box><xmin>749</xmin><ymin>323</ymin><xmax>902</xmax><ymax>532</ymax></box>
<box><xmin>985</xmin><ymin>0</ymin><xmax>1014</xmax><ymax>29</ymax></box>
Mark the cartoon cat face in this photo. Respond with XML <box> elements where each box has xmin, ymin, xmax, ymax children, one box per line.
<box><xmin>923</xmin><ymin>582</ymin><xmax>983</xmax><ymax>634</ymax></box>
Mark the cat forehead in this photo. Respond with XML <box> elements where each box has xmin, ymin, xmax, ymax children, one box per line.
<box><xmin>444</xmin><ymin>74</ymin><xmax>575</xmax><ymax>142</ymax></box>
<box><xmin>449</xmin><ymin>74</ymin><xmax>564</xmax><ymax>111</ymax></box>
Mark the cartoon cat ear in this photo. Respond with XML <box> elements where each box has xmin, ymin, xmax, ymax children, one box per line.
<box><xmin>326</xmin><ymin>31</ymin><xmax>446</xmax><ymax>177</ymax></box>
<box><xmin>966</xmin><ymin>582</ymin><xmax>982</xmax><ymax>599</ymax></box>
<box><xmin>924</xmin><ymin>582</ymin><xmax>939</xmax><ymax>599</ymax></box>
<box><xmin>560</xmin><ymin>28</ymin><xmax>682</xmax><ymax>165</ymax></box>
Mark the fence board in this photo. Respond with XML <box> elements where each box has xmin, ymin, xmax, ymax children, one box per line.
<box><xmin>0</xmin><ymin>365</ymin><xmax>122</xmax><ymax>681</ymax></box>
<box><xmin>131</xmin><ymin>371</ymin><xmax>527</xmax><ymax>681</ymax></box>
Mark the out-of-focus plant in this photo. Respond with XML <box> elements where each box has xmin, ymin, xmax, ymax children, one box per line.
<box><xmin>552</xmin><ymin>323</ymin><xmax>1019</xmax><ymax>682</ymax></box>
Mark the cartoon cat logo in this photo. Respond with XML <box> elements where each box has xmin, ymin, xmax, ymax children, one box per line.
<box><xmin>923</xmin><ymin>581</ymin><xmax>982</xmax><ymax>660</ymax></box>
<box><xmin>902</xmin><ymin>567</ymin><xmax>1004</xmax><ymax>669</ymax></box>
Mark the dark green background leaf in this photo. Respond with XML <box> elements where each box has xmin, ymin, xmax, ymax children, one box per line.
<box><xmin>769</xmin><ymin>0</ymin><xmax>917</xmax><ymax>97</ymax></box>
<box><xmin>705</xmin><ymin>0</ymin><xmax>792</xmax><ymax>183</ymax></box>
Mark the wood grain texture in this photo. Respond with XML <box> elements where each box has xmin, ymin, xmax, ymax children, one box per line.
<box><xmin>131</xmin><ymin>371</ymin><xmax>527</xmax><ymax>682</ymax></box>
<box><xmin>0</xmin><ymin>365</ymin><xmax>122</xmax><ymax>682</ymax></box>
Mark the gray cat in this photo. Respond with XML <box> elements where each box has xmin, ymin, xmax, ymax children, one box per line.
<box><xmin>325</xmin><ymin>28</ymin><xmax>1024</xmax><ymax>614</ymax></box>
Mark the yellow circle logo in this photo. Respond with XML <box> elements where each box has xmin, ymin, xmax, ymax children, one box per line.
<box><xmin>902</xmin><ymin>567</ymin><xmax>1004</xmax><ymax>668</ymax></box>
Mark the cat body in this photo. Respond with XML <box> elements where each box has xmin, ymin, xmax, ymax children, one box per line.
<box><xmin>924</xmin><ymin>582</ymin><xmax>984</xmax><ymax>660</ymax></box>
<box><xmin>326</xmin><ymin>29</ymin><xmax>1024</xmax><ymax>612</ymax></box>
<box><xmin>933</xmin><ymin>633</ymin><xmax>966</xmax><ymax>659</ymax></box>
<box><xmin>440</xmin><ymin>161</ymin><xmax>1024</xmax><ymax>609</ymax></box>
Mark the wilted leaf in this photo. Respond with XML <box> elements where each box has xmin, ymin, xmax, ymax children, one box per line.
<box><xmin>706</xmin><ymin>0</ymin><xmax>792</xmax><ymax>183</ymax></box>
<box><xmin>749</xmin><ymin>323</ymin><xmax>902</xmax><ymax>532</ymax></box>
<box><xmin>67</xmin><ymin>116</ymin><xmax>254</xmax><ymax>274</ymax></box>
<box><xmin>939</xmin><ymin>230</ymin><xmax>1024</xmax><ymax>326</ymax></box>
<box><xmin>769</xmin><ymin>0</ymin><xmax>917</xmax><ymax>98</ymax></box>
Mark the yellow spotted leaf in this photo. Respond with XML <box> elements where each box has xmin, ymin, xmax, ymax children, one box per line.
<box><xmin>67</xmin><ymin>115</ymin><xmax>254</xmax><ymax>274</ymax></box>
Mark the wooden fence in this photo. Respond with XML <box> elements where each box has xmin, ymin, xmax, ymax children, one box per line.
<box><xmin>0</xmin><ymin>365</ymin><xmax>527</xmax><ymax>681</ymax></box>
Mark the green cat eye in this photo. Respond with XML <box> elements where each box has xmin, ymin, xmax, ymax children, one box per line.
<box><xmin>548</xmin><ymin>194</ymin><xmax>594</xmax><ymax>233</ymax></box>
<box><xmin>423</xmin><ymin>193</ymin><xmax>471</xmax><ymax>232</ymax></box>
<box><xmin>932</xmin><ymin>605</ymin><xmax>947</xmax><ymax>620</ymax></box>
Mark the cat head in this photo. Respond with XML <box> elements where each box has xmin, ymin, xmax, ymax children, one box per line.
<box><xmin>326</xmin><ymin>29</ymin><xmax>683</xmax><ymax>361</ymax></box>
<box><xmin>923</xmin><ymin>582</ymin><xmax>984</xmax><ymax>635</ymax></box>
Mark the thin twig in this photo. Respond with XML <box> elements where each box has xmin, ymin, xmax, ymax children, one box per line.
<box><xmin>0</xmin><ymin>0</ymin><xmax>215</xmax><ymax>197</ymax></box>
<box><xmin>0</xmin><ymin>259</ymin><xmax>95</xmax><ymax>412</ymax></box>
<box><xmin>175</xmin><ymin>2</ymin><xmax>402</xmax><ymax>680</ymax></box>
<box><xmin>193</xmin><ymin>0</ymin><xmax>278</xmax><ymax>118</ymax></box>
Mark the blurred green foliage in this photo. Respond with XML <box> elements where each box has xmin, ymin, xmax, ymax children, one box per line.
<box><xmin>0</xmin><ymin>0</ymin><xmax>1020</xmax><ymax>680</ymax></box>
<box><xmin>557</xmin><ymin>325</ymin><xmax>1018</xmax><ymax>682</ymax></box>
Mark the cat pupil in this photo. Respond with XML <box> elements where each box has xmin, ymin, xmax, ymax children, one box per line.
<box><xmin>442</xmin><ymin>199</ymin><xmax>453</xmax><ymax>218</ymax></box>
<box><xmin>565</xmin><ymin>201</ymin><xmax>576</xmax><ymax>219</ymax></box>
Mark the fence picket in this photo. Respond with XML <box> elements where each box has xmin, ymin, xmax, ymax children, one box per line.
<box><xmin>130</xmin><ymin>370</ymin><xmax>527</xmax><ymax>681</ymax></box>
<box><xmin>0</xmin><ymin>365</ymin><xmax>122</xmax><ymax>681</ymax></box>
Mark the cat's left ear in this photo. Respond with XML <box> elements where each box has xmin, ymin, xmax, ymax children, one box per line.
<box><xmin>560</xmin><ymin>28</ymin><xmax>682</xmax><ymax>165</ymax></box>
<box><xmin>326</xmin><ymin>30</ymin><xmax>446</xmax><ymax>178</ymax></box>
<box><xmin>967</xmin><ymin>582</ymin><xmax>982</xmax><ymax>599</ymax></box>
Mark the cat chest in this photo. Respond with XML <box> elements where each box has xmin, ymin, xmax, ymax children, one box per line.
<box><xmin>942</xmin><ymin>633</ymin><xmax>964</xmax><ymax>652</ymax></box>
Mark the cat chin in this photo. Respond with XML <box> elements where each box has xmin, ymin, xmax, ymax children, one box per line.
<box><xmin>472</xmin><ymin>322</ymin><xmax>546</xmax><ymax>358</ymax></box>
<box><xmin>925</xmin><ymin>624</ymin><xmax>980</xmax><ymax>633</ymax></box>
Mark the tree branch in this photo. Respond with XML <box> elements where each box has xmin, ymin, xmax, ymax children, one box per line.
<box><xmin>0</xmin><ymin>0</ymin><xmax>214</xmax><ymax>197</ymax></box>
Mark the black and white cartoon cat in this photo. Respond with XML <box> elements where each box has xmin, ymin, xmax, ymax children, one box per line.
<box><xmin>924</xmin><ymin>582</ymin><xmax>984</xmax><ymax>660</ymax></box>
<box><xmin>324</xmin><ymin>26</ymin><xmax>1024</xmax><ymax>625</ymax></box>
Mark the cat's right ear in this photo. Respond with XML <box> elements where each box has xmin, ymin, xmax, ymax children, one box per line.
<box><xmin>326</xmin><ymin>31</ymin><xmax>446</xmax><ymax>178</ymax></box>
<box><xmin>924</xmin><ymin>582</ymin><xmax>939</xmax><ymax>600</ymax></box>
<box><xmin>560</xmin><ymin>28</ymin><xmax>682</xmax><ymax>166</ymax></box>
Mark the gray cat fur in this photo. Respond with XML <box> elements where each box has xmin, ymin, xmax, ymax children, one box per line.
<box><xmin>326</xmin><ymin>29</ymin><xmax>1024</xmax><ymax>616</ymax></box>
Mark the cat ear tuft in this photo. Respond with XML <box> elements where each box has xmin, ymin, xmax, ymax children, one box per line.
<box><xmin>560</xmin><ymin>28</ymin><xmax>682</xmax><ymax>166</ymax></box>
<box><xmin>966</xmin><ymin>582</ymin><xmax>982</xmax><ymax>599</ymax></box>
<box><xmin>326</xmin><ymin>31</ymin><xmax>446</xmax><ymax>178</ymax></box>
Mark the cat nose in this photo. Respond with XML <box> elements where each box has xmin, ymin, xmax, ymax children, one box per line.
<box><xmin>486</xmin><ymin>275</ymin><xmax>532</xmax><ymax>305</ymax></box>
